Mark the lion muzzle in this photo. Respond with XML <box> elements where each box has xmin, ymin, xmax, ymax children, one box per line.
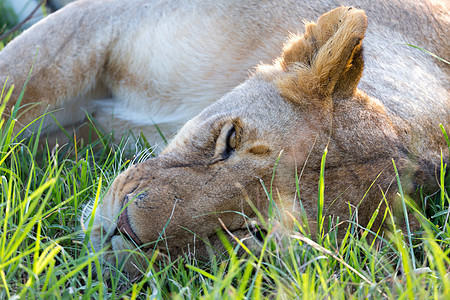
<box><xmin>117</xmin><ymin>195</ymin><xmax>144</xmax><ymax>247</ymax></box>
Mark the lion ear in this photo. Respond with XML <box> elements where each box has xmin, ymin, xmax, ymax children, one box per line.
<box><xmin>276</xmin><ymin>7</ymin><xmax>367</xmax><ymax>102</ymax></box>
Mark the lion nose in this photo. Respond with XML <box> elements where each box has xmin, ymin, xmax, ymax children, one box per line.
<box><xmin>117</xmin><ymin>195</ymin><xmax>143</xmax><ymax>247</ymax></box>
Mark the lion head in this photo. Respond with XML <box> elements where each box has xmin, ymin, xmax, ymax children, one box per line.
<box><xmin>84</xmin><ymin>7</ymin><xmax>441</xmax><ymax>277</ymax></box>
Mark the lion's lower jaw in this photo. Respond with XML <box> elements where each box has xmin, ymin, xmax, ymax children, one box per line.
<box><xmin>88</xmin><ymin>225</ymin><xmax>267</xmax><ymax>279</ymax></box>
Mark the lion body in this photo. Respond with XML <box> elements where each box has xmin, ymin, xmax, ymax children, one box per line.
<box><xmin>0</xmin><ymin>0</ymin><xmax>448</xmax><ymax>277</ymax></box>
<box><xmin>1</xmin><ymin>1</ymin><xmax>448</xmax><ymax>146</ymax></box>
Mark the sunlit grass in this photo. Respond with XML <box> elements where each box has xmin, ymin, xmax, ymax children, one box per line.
<box><xmin>0</xmin><ymin>78</ymin><xmax>449</xmax><ymax>298</ymax></box>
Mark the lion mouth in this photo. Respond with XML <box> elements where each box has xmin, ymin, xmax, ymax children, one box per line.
<box><xmin>116</xmin><ymin>195</ymin><xmax>144</xmax><ymax>247</ymax></box>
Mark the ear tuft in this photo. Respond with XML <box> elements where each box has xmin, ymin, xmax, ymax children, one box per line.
<box><xmin>277</xmin><ymin>7</ymin><xmax>367</xmax><ymax>102</ymax></box>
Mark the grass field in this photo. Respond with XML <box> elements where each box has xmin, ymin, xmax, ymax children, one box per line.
<box><xmin>0</xmin><ymin>80</ymin><xmax>449</xmax><ymax>299</ymax></box>
<box><xmin>1</xmin><ymin>9</ymin><xmax>449</xmax><ymax>299</ymax></box>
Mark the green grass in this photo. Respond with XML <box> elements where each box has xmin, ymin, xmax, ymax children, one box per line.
<box><xmin>0</xmin><ymin>1</ymin><xmax>21</xmax><ymax>48</ymax></box>
<box><xmin>0</xmin><ymin>79</ymin><xmax>449</xmax><ymax>299</ymax></box>
<box><xmin>0</xmin><ymin>2</ymin><xmax>19</xmax><ymax>32</ymax></box>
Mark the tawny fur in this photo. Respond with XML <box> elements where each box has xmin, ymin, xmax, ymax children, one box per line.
<box><xmin>0</xmin><ymin>1</ymin><xmax>448</xmax><ymax>278</ymax></box>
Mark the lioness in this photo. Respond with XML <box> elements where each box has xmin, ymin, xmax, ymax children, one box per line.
<box><xmin>1</xmin><ymin>1</ymin><xmax>448</xmax><ymax>277</ymax></box>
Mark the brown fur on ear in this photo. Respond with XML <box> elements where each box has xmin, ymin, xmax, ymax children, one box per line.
<box><xmin>276</xmin><ymin>7</ymin><xmax>367</xmax><ymax>102</ymax></box>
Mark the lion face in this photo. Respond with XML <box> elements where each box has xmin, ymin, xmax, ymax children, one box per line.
<box><xmin>86</xmin><ymin>77</ymin><xmax>322</xmax><ymax>276</ymax></box>
<box><xmin>85</xmin><ymin>7</ymin><xmax>436</xmax><ymax>277</ymax></box>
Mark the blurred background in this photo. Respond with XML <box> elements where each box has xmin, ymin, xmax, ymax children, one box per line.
<box><xmin>0</xmin><ymin>0</ymin><xmax>73</xmax><ymax>44</ymax></box>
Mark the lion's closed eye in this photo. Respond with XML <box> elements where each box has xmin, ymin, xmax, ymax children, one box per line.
<box><xmin>212</xmin><ymin>123</ymin><xmax>238</xmax><ymax>162</ymax></box>
<box><xmin>223</xmin><ymin>126</ymin><xmax>237</xmax><ymax>159</ymax></box>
